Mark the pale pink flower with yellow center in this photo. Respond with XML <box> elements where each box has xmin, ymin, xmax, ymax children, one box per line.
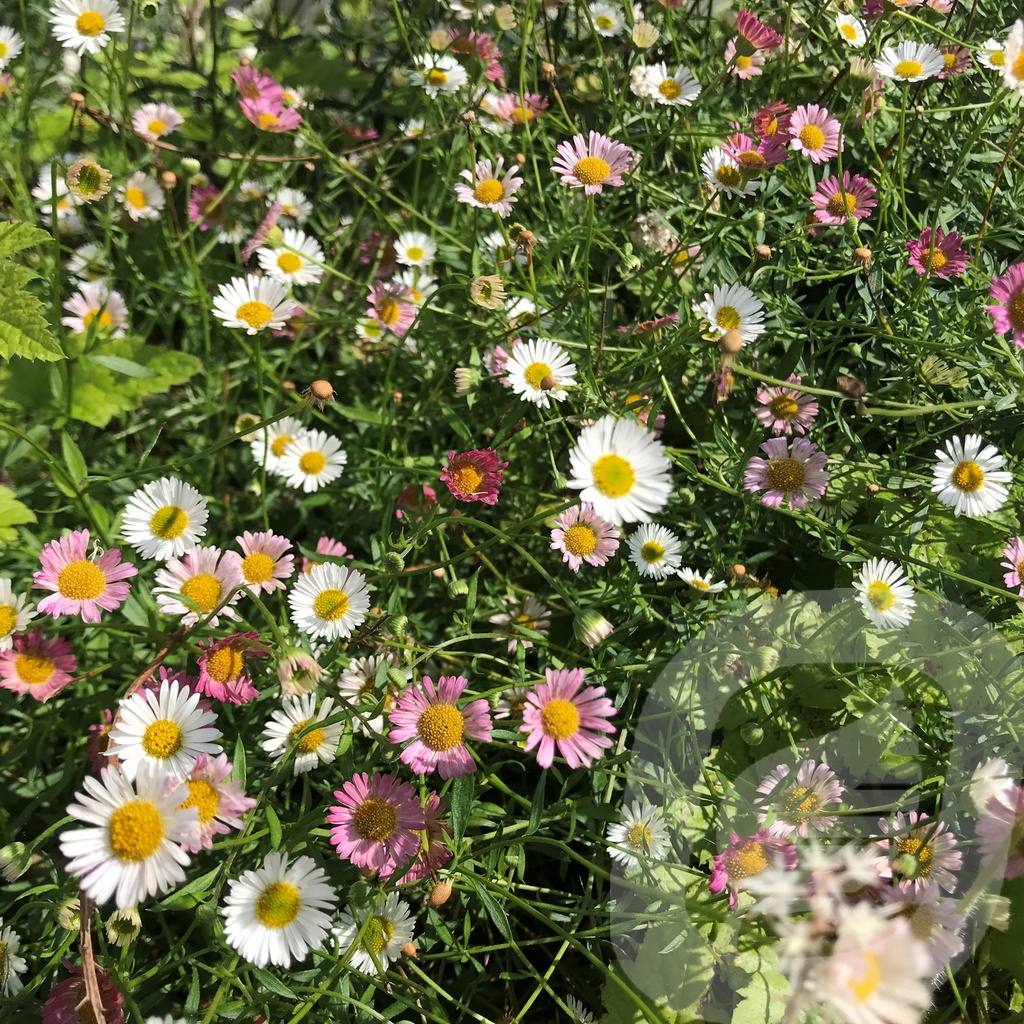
<box><xmin>986</xmin><ymin>262</ymin><xmax>1024</xmax><ymax>348</ymax></box>
<box><xmin>454</xmin><ymin>156</ymin><xmax>523</xmax><ymax>217</ymax></box>
<box><xmin>240</xmin><ymin>97</ymin><xmax>301</xmax><ymax>132</ymax></box>
<box><xmin>153</xmin><ymin>544</ymin><xmax>244</xmax><ymax>627</ymax></box>
<box><xmin>441</xmin><ymin>448</ymin><xmax>507</xmax><ymax>504</ymax></box>
<box><xmin>877</xmin><ymin>810</ymin><xmax>962</xmax><ymax>894</ymax></box>
<box><xmin>173</xmin><ymin>752</ymin><xmax>256</xmax><ymax>852</ymax></box>
<box><xmin>754</xmin><ymin>375</ymin><xmax>819</xmax><ymax>435</ymax></box>
<box><xmin>367</xmin><ymin>280</ymin><xmax>417</xmax><ymax>337</ymax></box>
<box><xmin>710</xmin><ymin>830</ymin><xmax>797</xmax><ymax>909</ymax></box>
<box><xmin>550</xmin><ymin>131</ymin><xmax>634</xmax><ymax>195</ymax></box>
<box><xmin>235</xmin><ymin>529</ymin><xmax>294</xmax><ymax>593</ymax></box>
<box><xmin>196</xmin><ymin>631</ymin><xmax>269</xmax><ymax>704</ymax></box>
<box><xmin>0</xmin><ymin>630</ymin><xmax>77</xmax><ymax>701</ymax></box>
<box><xmin>489</xmin><ymin>92</ymin><xmax>548</xmax><ymax>124</ymax></box>
<box><xmin>1000</xmin><ymin>536</ymin><xmax>1024</xmax><ymax>595</ymax></box>
<box><xmin>906</xmin><ymin>227</ymin><xmax>969</xmax><ymax>279</ymax></box>
<box><xmin>132</xmin><ymin>102</ymin><xmax>183</xmax><ymax>142</ymax></box>
<box><xmin>811</xmin><ymin>171</ymin><xmax>876</xmax><ymax>225</ymax></box>
<box><xmin>724</xmin><ymin>38</ymin><xmax>766</xmax><ymax>79</ymax></box>
<box><xmin>744</xmin><ymin>437</ymin><xmax>830</xmax><ymax>510</ymax></box>
<box><xmin>789</xmin><ymin>104</ymin><xmax>842</xmax><ymax>164</ymax></box>
<box><xmin>550</xmin><ymin>503</ymin><xmax>620</xmax><ymax>571</ymax></box>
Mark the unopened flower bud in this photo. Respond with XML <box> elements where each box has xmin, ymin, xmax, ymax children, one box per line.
<box><xmin>852</xmin><ymin>246</ymin><xmax>872</xmax><ymax>269</ymax></box>
<box><xmin>454</xmin><ymin>366</ymin><xmax>482</xmax><ymax>395</ymax></box>
<box><xmin>277</xmin><ymin>647</ymin><xmax>323</xmax><ymax>697</ymax></box>
<box><xmin>495</xmin><ymin>4</ymin><xmax>516</xmax><ymax>29</ymax></box>
<box><xmin>427</xmin><ymin>28</ymin><xmax>450</xmax><ymax>49</ymax></box>
<box><xmin>730</xmin><ymin>563</ymin><xmax>747</xmax><ymax>579</ymax></box>
<box><xmin>387</xmin><ymin>667</ymin><xmax>408</xmax><ymax>690</ymax></box>
<box><xmin>140</xmin><ymin>0</ymin><xmax>159</xmax><ymax>17</ymax></box>
<box><xmin>866</xmin><ymin>483</ymin><xmax>880</xmax><ymax>496</ymax></box>
<box><xmin>740</xmin><ymin>723</ymin><xmax>764</xmax><ymax>746</ymax></box>
<box><xmin>448</xmin><ymin>579</ymin><xmax>469</xmax><ymax>599</ymax></box>
<box><xmin>632</xmin><ymin>21</ymin><xmax>660</xmax><ymax>48</ymax></box>
<box><xmin>401</xmin><ymin>941</ymin><xmax>418</xmax><ymax>958</ymax></box>
<box><xmin>719</xmin><ymin>329</ymin><xmax>744</xmax><ymax>354</ymax></box>
<box><xmin>753</xmin><ymin>244</ymin><xmax>772</xmax><ymax>262</ymax></box>
<box><xmin>106</xmin><ymin>908</ymin><xmax>142</xmax><ymax>947</ymax></box>
<box><xmin>160</xmin><ymin>170</ymin><xmax>177</xmax><ymax>190</ymax></box>
<box><xmin>180</xmin><ymin>156</ymin><xmax>202</xmax><ymax>175</ymax></box>
<box><xmin>68</xmin><ymin>91</ymin><xmax>86</xmax><ymax>106</ymax></box>
<box><xmin>469</xmin><ymin>274</ymin><xmax>505</xmax><ymax>310</ymax></box>
<box><xmin>0</xmin><ymin>843</ymin><xmax>31</xmax><ymax>882</ymax></box>
<box><xmin>383</xmin><ymin>551</ymin><xmax>406</xmax><ymax>574</ymax></box>
<box><xmin>57</xmin><ymin>898</ymin><xmax>81</xmax><ymax>931</ymax></box>
<box><xmin>573</xmin><ymin>609</ymin><xmax>613</xmax><ymax>648</ymax></box>
<box><xmin>303</xmin><ymin>379</ymin><xmax>336</xmax><ymax>409</ymax></box>
<box><xmin>541</xmin><ymin>62</ymin><xmax>556</xmax><ymax>82</ymax></box>
<box><xmin>387</xmin><ymin>614</ymin><xmax>409</xmax><ymax>638</ymax></box>
<box><xmin>428</xmin><ymin>879</ymin><xmax>453</xmax><ymax>906</ymax></box>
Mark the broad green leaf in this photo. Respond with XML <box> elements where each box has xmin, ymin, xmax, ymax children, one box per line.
<box><xmin>0</xmin><ymin>486</ymin><xmax>37</xmax><ymax>545</ymax></box>
<box><xmin>0</xmin><ymin>262</ymin><xmax>65</xmax><ymax>362</ymax></box>
<box><xmin>61</xmin><ymin>433</ymin><xmax>88</xmax><ymax>485</ymax></box>
<box><xmin>0</xmin><ymin>222</ymin><xmax>52</xmax><ymax>258</ymax></box>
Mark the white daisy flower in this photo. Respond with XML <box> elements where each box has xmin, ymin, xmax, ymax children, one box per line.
<box><xmin>118</xmin><ymin>171</ymin><xmax>165</xmax><ymax>222</ymax></box>
<box><xmin>449</xmin><ymin>0</ymin><xmax>494</xmax><ymax>19</ymax></box>
<box><xmin>695</xmin><ymin>282</ymin><xmax>766</xmax><ymax>344</ymax></box>
<box><xmin>334</xmin><ymin>891</ymin><xmax>415</xmax><ymax>975</ymax></box>
<box><xmin>356</xmin><ymin>316</ymin><xmax>385</xmax><ymax>343</ymax></box>
<box><xmin>152</xmin><ymin>544</ymin><xmax>245</xmax><ymax>627</ymax></box>
<box><xmin>931</xmin><ymin>434</ymin><xmax>1012</xmax><ymax>518</ymax></box>
<box><xmin>0</xmin><ymin>918</ymin><xmax>27</xmax><ymax>995</ymax></box>
<box><xmin>701</xmin><ymin>146</ymin><xmax>761</xmax><ymax>197</ymax></box>
<box><xmin>505</xmin><ymin>337</ymin><xmax>578</xmax><ymax>407</ymax></box>
<box><xmin>288</xmin><ymin>562</ymin><xmax>370</xmax><ymax>641</ymax></box>
<box><xmin>120</xmin><ymin>476</ymin><xmax>210</xmax><ymax>561</ymax></box>
<box><xmin>107</xmin><ymin>677</ymin><xmax>223</xmax><ymax>782</ymax></box>
<box><xmin>397</xmin><ymin>267</ymin><xmax>435</xmax><ymax>306</ymax></box>
<box><xmin>411</xmin><ymin>53</ymin><xmax>468</xmax><ymax>97</ymax></box>
<box><xmin>277</xmin><ymin>429</ymin><xmax>347</xmax><ymax>492</ymax></box>
<box><xmin>32</xmin><ymin>165</ymin><xmax>83</xmax><ymax>231</ymax></box>
<box><xmin>394</xmin><ymin>230</ymin><xmax>437</xmax><ymax>267</ymax></box>
<box><xmin>59</xmin><ymin>760</ymin><xmax>197</xmax><ymax>910</ymax></box>
<box><xmin>875</xmin><ymin>41</ymin><xmax>945</xmax><ymax>82</ymax></box>
<box><xmin>211</xmin><ymin>274</ymin><xmax>293</xmax><ymax>335</ymax></box>
<box><xmin>248</xmin><ymin>416</ymin><xmax>309</xmax><ymax>477</ymax></box>
<box><xmin>256</xmin><ymin>227</ymin><xmax>325</xmax><ymax>286</ymax></box>
<box><xmin>836</xmin><ymin>13</ymin><xmax>867</xmax><ymax>46</ymax></box>
<box><xmin>132</xmin><ymin>101</ymin><xmax>183</xmax><ymax>142</ymax></box>
<box><xmin>67</xmin><ymin>241</ymin><xmax>107</xmax><ymax>280</ymax></box>
<box><xmin>261</xmin><ymin>693</ymin><xmax>344</xmax><ymax>775</ymax></box>
<box><xmin>0</xmin><ymin>578</ymin><xmax>36</xmax><ymax>651</ymax></box>
<box><xmin>678</xmin><ymin>567</ymin><xmax>727</xmax><ymax>593</ymax></box>
<box><xmin>853</xmin><ymin>557</ymin><xmax>916</xmax><ymax>629</ymax></box>
<box><xmin>1004</xmin><ymin>20</ymin><xmax>1024</xmax><ymax>92</ymax></box>
<box><xmin>606</xmin><ymin>800</ymin><xmax>669</xmax><ymax>866</ymax></box>
<box><xmin>589</xmin><ymin>1</ymin><xmax>624</xmax><ymax>36</ymax></box>
<box><xmin>638</xmin><ymin>62</ymin><xmax>701</xmax><ymax>106</ymax></box>
<box><xmin>222</xmin><ymin>852</ymin><xmax>337</xmax><ymax>968</ymax></box>
<box><xmin>49</xmin><ymin>0</ymin><xmax>126</xmax><ymax>55</ymax></box>
<box><xmin>0</xmin><ymin>27</ymin><xmax>25</xmax><ymax>69</ymax></box>
<box><xmin>626</xmin><ymin>524</ymin><xmax>683</xmax><ymax>579</ymax></box>
<box><xmin>274</xmin><ymin>187</ymin><xmax>312</xmax><ymax>223</ymax></box>
<box><xmin>979</xmin><ymin>38</ymin><xmax>1006</xmax><ymax>71</ymax></box>
<box><xmin>567</xmin><ymin>415</ymin><xmax>672</xmax><ymax>525</ymax></box>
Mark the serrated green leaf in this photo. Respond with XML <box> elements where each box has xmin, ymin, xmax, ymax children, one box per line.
<box><xmin>0</xmin><ymin>262</ymin><xmax>65</xmax><ymax>362</ymax></box>
<box><xmin>0</xmin><ymin>222</ymin><xmax>53</xmax><ymax>258</ymax></box>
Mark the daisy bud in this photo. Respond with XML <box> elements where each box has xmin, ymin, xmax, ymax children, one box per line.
<box><xmin>469</xmin><ymin>274</ymin><xmax>505</xmax><ymax>310</ymax></box>
<box><xmin>66</xmin><ymin>158</ymin><xmax>112</xmax><ymax>202</ymax></box>
<box><xmin>105</xmin><ymin>907</ymin><xmax>142</xmax><ymax>947</ymax></box>
<box><xmin>57</xmin><ymin>898</ymin><xmax>81</xmax><ymax>931</ymax></box>
<box><xmin>383</xmin><ymin>551</ymin><xmax>406</xmax><ymax>574</ymax></box>
<box><xmin>719</xmin><ymin>329</ymin><xmax>745</xmax><ymax>354</ymax></box>
<box><xmin>495</xmin><ymin>4</ymin><xmax>516</xmax><ymax>28</ymax></box>
<box><xmin>387</xmin><ymin>614</ymin><xmax>409</xmax><ymax>638</ymax></box>
<box><xmin>427</xmin><ymin>28</ymin><xmax>450</xmax><ymax>49</ymax></box>
<box><xmin>573</xmin><ymin>609</ymin><xmax>614</xmax><ymax>648</ymax></box>
<box><xmin>304</xmin><ymin>379</ymin><xmax>336</xmax><ymax>409</ymax></box>
<box><xmin>730</xmin><ymin>563</ymin><xmax>746</xmax><ymax>578</ymax></box>
<box><xmin>68</xmin><ymin>91</ymin><xmax>85</xmax><ymax>106</ymax></box>
<box><xmin>632</xmin><ymin>21</ymin><xmax>660</xmax><ymax>48</ymax></box>
<box><xmin>387</xmin><ymin>667</ymin><xmax>408</xmax><ymax>690</ymax></box>
<box><xmin>402</xmin><ymin>941</ymin><xmax>418</xmax><ymax>958</ymax></box>
<box><xmin>753</xmin><ymin>244</ymin><xmax>772</xmax><ymax>262</ymax></box>
<box><xmin>852</xmin><ymin>246</ymin><xmax>873</xmax><ymax>270</ymax></box>
<box><xmin>454</xmin><ymin>366</ymin><xmax>482</xmax><ymax>394</ymax></box>
<box><xmin>740</xmin><ymin>722</ymin><xmax>764</xmax><ymax>745</ymax></box>
<box><xmin>541</xmin><ymin>62</ymin><xmax>556</xmax><ymax>81</ymax></box>
<box><xmin>160</xmin><ymin>171</ymin><xmax>177</xmax><ymax>190</ymax></box>
<box><xmin>849</xmin><ymin>56</ymin><xmax>875</xmax><ymax>82</ymax></box>
<box><xmin>428</xmin><ymin>879</ymin><xmax>453</xmax><ymax>906</ymax></box>
<box><xmin>975</xmin><ymin>893</ymin><xmax>1011</xmax><ymax>932</ymax></box>
<box><xmin>180</xmin><ymin>156</ymin><xmax>202</xmax><ymax>175</ymax></box>
<box><xmin>277</xmin><ymin>648</ymin><xmax>323</xmax><ymax>697</ymax></box>
<box><xmin>0</xmin><ymin>843</ymin><xmax>31</xmax><ymax>882</ymax></box>
<box><xmin>448</xmin><ymin>579</ymin><xmax>469</xmax><ymax>599</ymax></box>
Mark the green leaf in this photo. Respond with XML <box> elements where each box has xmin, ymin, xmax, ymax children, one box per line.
<box><xmin>449</xmin><ymin>772</ymin><xmax>475</xmax><ymax>846</ymax></box>
<box><xmin>0</xmin><ymin>222</ymin><xmax>53</xmax><ymax>258</ymax></box>
<box><xmin>229</xmin><ymin>734</ymin><xmax>247</xmax><ymax>786</ymax></box>
<box><xmin>185</xmin><ymin>968</ymin><xmax>201</xmax><ymax>1017</ymax></box>
<box><xmin>464</xmin><ymin>877</ymin><xmax>511</xmax><ymax>940</ymax></box>
<box><xmin>157</xmin><ymin>866</ymin><xmax>220</xmax><ymax>909</ymax></box>
<box><xmin>61</xmin><ymin>433</ymin><xmax>88</xmax><ymax>485</ymax></box>
<box><xmin>265</xmin><ymin>805</ymin><xmax>283</xmax><ymax>850</ymax></box>
<box><xmin>250</xmin><ymin>967</ymin><xmax>297</xmax><ymax>998</ymax></box>
<box><xmin>0</xmin><ymin>262</ymin><xmax>65</xmax><ymax>362</ymax></box>
<box><xmin>0</xmin><ymin>486</ymin><xmax>37</xmax><ymax>545</ymax></box>
<box><xmin>526</xmin><ymin>772</ymin><xmax>546</xmax><ymax>836</ymax></box>
<box><xmin>85</xmin><ymin>354</ymin><xmax>160</xmax><ymax>379</ymax></box>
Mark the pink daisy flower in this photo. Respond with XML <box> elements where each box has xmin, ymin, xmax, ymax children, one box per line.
<box><xmin>327</xmin><ymin>771</ymin><xmax>426</xmax><ymax>876</ymax></box>
<box><xmin>367</xmin><ymin>280</ymin><xmax>417</xmax><ymax>337</ymax></box>
<box><xmin>938</xmin><ymin>45</ymin><xmax>972</xmax><ymax>78</ymax></box>
<box><xmin>441</xmin><ymin>448</ymin><xmax>508</xmax><ymax>504</ymax></box>
<box><xmin>488</xmin><ymin>595</ymin><xmax>551</xmax><ymax>653</ymax></box>
<box><xmin>389</xmin><ymin>674</ymin><xmax>493</xmax><ymax>778</ymax></box>
<box><xmin>0</xmin><ymin>630</ymin><xmax>77</xmax><ymax>701</ymax></box>
<box><xmin>153</xmin><ymin>544</ymin><xmax>244</xmax><ymax>628</ymax></box>
<box><xmin>395</xmin><ymin>483</ymin><xmax>438</xmax><ymax>521</ymax></box>
<box><xmin>450</xmin><ymin>29</ymin><xmax>503</xmax><ymax>81</ymax></box>
<box><xmin>489</xmin><ymin>92</ymin><xmax>549</xmax><ymax>124</ymax></box>
<box><xmin>811</xmin><ymin>171</ymin><xmax>877</xmax><ymax>224</ymax></box>
<box><xmin>235</xmin><ymin>529</ymin><xmax>294</xmax><ymax>593</ymax></box>
<box><xmin>550</xmin><ymin>503</ymin><xmax>620</xmax><ymax>571</ymax></box>
<box><xmin>454</xmin><ymin>156</ymin><xmax>524</xmax><ymax>217</ymax></box>
<box><xmin>187</xmin><ymin>184</ymin><xmax>232</xmax><ymax>232</ymax></box>
<box><xmin>736</xmin><ymin>8</ymin><xmax>783</xmax><ymax>50</ymax></box>
<box><xmin>877</xmin><ymin>810</ymin><xmax>962</xmax><ymax>894</ymax></box>
<box><xmin>710</xmin><ymin>830</ymin><xmax>798</xmax><ymax>909</ymax></box>
<box><xmin>550</xmin><ymin>130</ymin><xmax>634</xmax><ymax>195</ymax></box>
<box><xmin>986</xmin><ymin>263</ymin><xmax>1024</xmax><ymax>347</ymax></box>
<box><xmin>484</xmin><ymin>339</ymin><xmax>521</xmax><ymax>382</ymax></box>
<box><xmin>240</xmin><ymin>201</ymin><xmax>283</xmax><ymax>263</ymax></box>
<box><xmin>230</xmin><ymin>65</ymin><xmax>282</xmax><ymax>102</ymax></box>
<box><xmin>240</xmin><ymin>96</ymin><xmax>301</xmax><ymax>132</ymax></box>
<box><xmin>61</xmin><ymin>282</ymin><xmax>128</xmax><ymax>337</ymax></box>
<box><xmin>744</xmin><ymin>437</ymin><xmax>830</xmax><ymax>511</ymax></box>
<box><xmin>789</xmin><ymin>104</ymin><xmax>843</xmax><ymax>164</ymax></box>
<box><xmin>173</xmin><ymin>752</ymin><xmax>257</xmax><ymax>852</ymax></box>
<box><xmin>976</xmin><ymin>784</ymin><xmax>1024</xmax><ymax>879</ymax></box>
<box><xmin>520</xmin><ymin>666</ymin><xmax>617</xmax><ymax>770</ymax></box>
<box><xmin>132</xmin><ymin>101</ymin><xmax>183</xmax><ymax>142</ymax></box>
<box><xmin>724</xmin><ymin>38</ymin><xmax>766</xmax><ymax>79</ymax></box>
<box><xmin>906</xmin><ymin>227</ymin><xmax>969</xmax><ymax>279</ymax></box>
<box><xmin>196</xmin><ymin>631</ymin><xmax>269</xmax><ymax>704</ymax></box>
<box><xmin>33</xmin><ymin>529</ymin><xmax>137</xmax><ymax>623</ymax></box>
<box><xmin>301</xmin><ymin>535</ymin><xmax>351</xmax><ymax>574</ymax></box>
<box><xmin>754</xmin><ymin>759</ymin><xmax>845</xmax><ymax>838</ymax></box>
<box><xmin>724</xmin><ymin>130</ymin><xmax>787</xmax><ymax>170</ymax></box>
<box><xmin>754</xmin><ymin>374</ymin><xmax>819</xmax><ymax>435</ymax></box>
<box><xmin>1001</xmin><ymin>536</ymin><xmax>1024</xmax><ymax>595</ymax></box>
<box><xmin>398</xmin><ymin>791</ymin><xmax>453</xmax><ymax>883</ymax></box>
<box><xmin>752</xmin><ymin>100</ymin><xmax>792</xmax><ymax>142</ymax></box>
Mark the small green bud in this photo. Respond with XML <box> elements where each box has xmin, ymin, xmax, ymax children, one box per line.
<box><xmin>180</xmin><ymin>156</ymin><xmax>202</xmax><ymax>175</ymax></box>
<box><xmin>387</xmin><ymin>614</ymin><xmax>409</xmax><ymax>638</ymax></box>
<box><xmin>140</xmin><ymin>0</ymin><xmax>159</xmax><ymax>17</ymax></box>
<box><xmin>448</xmin><ymin>580</ymin><xmax>469</xmax><ymax>599</ymax></box>
<box><xmin>383</xmin><ymin>551</ymin><xmax>406</xmax><ymax>574</ymax></box>
<box><xmin>387</xmin><ymin>667</ymin><xmax>408</xmax><ymax>690</ymax></box>
<box><xmin>573</xmin><ymin>609</ymin><xmax>613</xmax><ymax>648</ymax></box>
<box><xmin>740</xmin><ymin>723</ymin><xmax>764</xmax><ymax>746</ymax></box>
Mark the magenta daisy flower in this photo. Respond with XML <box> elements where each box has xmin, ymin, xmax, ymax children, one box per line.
<box><xmin>754</xmin><ymin>374</ymin><xmax>819</xmax><ymax>435</ymax></box>
<box><xmin>736</xmin><ymin>8</ymin><xmax>783</xmax><ymax>50</ymax></box>
<box><xmin>367</xmin><ymin>280</ymin><xmax>417</xmax><ymax>337</ymax></box>
<box><xmin>976</xmin><ymin>784</ymin><xmax>1024</xmax><ymax>879</ymax></box>
<box><xmin>938</xmin><ymin>45</ymin><xmax>972</xmax><ymax>78</ymax></box>
<box><xmin>489</xmin><ymin>92</ymin><xmax>548</xmax><ymax>124</ymax></box>
<box><xmin>0</xmin><ymin>630</ymin><xmax>77</xmax><ymax>701</ymax></box>
<box><xmin>33</xmin><ymin>529</ymin><xmax>137</xmax><ymax>623</ymax></box>
<box><xmin>986</xmin><ymin>262</ymin><xmax>1024</xmax><ymax>347</ymax></box>
<box><xmin>520</xmin><ymin>666</ymin><xmax>617</xmax><ymax>770</ymax></box>
<box><xmin>454</xmin><ymin>156</ymin><xmax>524</xmax><ymax>217</ymax></box>
<box><xmin>906</xmin><ymin>227</ymin><xmax>969</xmax><ymax>279</ymax></box>
<box><xmin>754</xmin><ymin>760</ymin><xmax>845</xmax><ymax>838</ymax></box>
<box><xmin>811</xmin><ymin>171</ymin><xmax>876</xmax><ymax>224</ymax></box>
<box><xmin>789</xmin><ymin>104</ymin><xmax>843</xmax><ymax>164</ymax></box>
<box><xmin>173</xmin><ymin>752</ymin><xmax>257</xmax><ymax>853</ymax></box>
<box><xmin>240</xmin><ymin>96</ymin><xmax>301</xmax><ymax>132</ymax></box>
<box><xmin>724</xmin><ymin>130</ymin><xmax>787</xmax><ymax>170</ymax></box>
<box><xmin>744</xmin><ymin>437</ymin><xmax>830</xmax><ymax>510</ymax></box>
<box><xmin>1001</xmin><ymin>536</ymin><xmax>1024</xmax><ymax>595</ymax></box>
<box><xmin>397</xmin><ymin>791</ymin><xmax>453</xmax><ymax>883</ymax></box>
<box><xmin>441</xmin><ymin>448</ymin><xmax>508</xmax><ymax>504</ymax></box>
<box><xmin>752</xmin><ymin>101</ymin><xmax>791</xmax><ymax>142</ymax></box>
<box><xmin>153</xmin><ymin>544</ymin><xmax>244</xmax><ymax>627</ymax></box>
<box><xmin>877</xmin><ymin>810</ymin><xmax>962</xmax><ymax>894</ymax></box>
<box><xmin>196</xmin><ymin>631</ymin><xmax>269</xmax><ymax>704</ymax></box>
<box><xmin>710</xmin><ymin>830</ymin><xmax>798</xmax><ymax>909</ymax></box>
<box><xmin>327</xmin><ymin>771</ymin><xmax>426</xmax><ymax>876</ymax></box>
<box><xmin>388</xmin><ymin>674</ymin><xmax>493</xmax><ymax>778</ymax></box>
<box><xmin>235</xmin><ymin>529</ymin><xmax>294</xmax><ymax>593</ymax></box>
<box><xmin>724</xmin><ymin>38</ymin><xmax>766</xmax><ymax>79</ymax></box>
<box><xmin>550</xmin><ymin>131</ymin><xmax>634</xmax><ymax>195</ymax></box>
<box><xmin>550</xmin><ymin>502</ymin><xmax>620</xmax><ymax>571</ymax></box>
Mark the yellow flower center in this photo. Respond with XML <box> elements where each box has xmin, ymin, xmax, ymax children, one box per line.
<box><xmin>925</xmin><ymin>247</ymin><xmax>948</xmax><ymax>273</ymax></box>
<box><xmin>866</xmin><ymin>581</ymin><xmax>895</xmax><ymax>611</ymax></box>
<box><xmin>426</xmin><ymin>69</ymin><xmax>448</xmax><ymax>86</ymax></box>
<box><xmin>725</xmin><ymin>841</ymin><xmax>769</xmax><ymax>880</ymax></box>
<box><xmin>180</xmin><ymin>573</ymin><xmax>223</xmax><ymax>613</ymax></box>
<box><xmin>405</xmin><ymin>246</ymin><xmax>424</xmax><ymax>261</ymax></box>
<box><xmin>1010</xmin><ymin>53</ymin><xmax>1024</xmax><ymax>79</ymax></box>
<box><xmin>313</xmin><ymin>588</ymin><xmax>350</xmax><ymax>621</ymax></box>
<box><xmin>765</xmin><ymin>457</ymin><xmax>806</xmax><ymax>493</ymax></box>
<box><xmin>378</xmin><ymin>298</ymin><xmax>402</xmax><ymax>325</ymax></box>
<box><xmin>147</xmin><ymin>118</ymin><xmax>167</xmax><ymax>135</ymax></box>
<box><xmin>75</xmin><ymin>11</ymin><xmax>106</xmax><ymax>35</ymax></box>
<box><xmin>951</xmin><ymin>460</ymin><xmax>984</xmax><ymax>493</ymax></box>
<box><xmin>688</xmin><ymin>577</ymin><xmax>710</xmax><ymax>590</ymax></box>
<box><xmin>235</xmin><ymin>301</ymin><xmax>273</xmax><ymax>330</ymax></box>
<box><xmin>0</xmin><ymin>43</ymin><xmax>7</xmax><ymax>58</ymax></box>
<box><xmin>257</xmin><ymin>112</ymin><xmax>280</xmax><ymax>129</ymax></box>
<box><xmin>595</xmin><ymin>14</ymin><xmax>613</xmax><ymax>28</ymax></box>
<box><xmin>840</xmin><ymin>23</ymin><xmax>857</xmax><ymax>41</ymax></box>
<box><xmin>125</xmin><ymin>187</ymin><xmax>147</xmax><ymax>210</ymax></box>
<box><xmin>769</xmin><ymin>395</ymin><xmax>799</xmax><ymax>420</ymax></box>
<box><xmin>894</xmin><ymin>836</ymin><xmax>933</xmax><ymax>875</ymax></box>
<box><xmin>108</xmin><ymin>800</ymin><xmax>164</xmax><ymax>862</ymax></box>
<box><xmin>205</xmin><ymin>644</ymin><xmax>244</xmax><ymax>683</ymax></box>
<box><xmin>764</xmin><ymin>116</ymin><xmax>780</xmax><ymax>136</ymax></box>
<box><xmin>14</xmin><ymin>652</ymin><xmax>54</xmax><ymax>685</ymax></box>
<box><xmin>0</xmin><ymin>604</ymin><xmax>17</xmax><ymax>638</ymax></box>
<box><xmin>271</xmin><ymin>434</ymin><xmax>294</xmax><ymax>458</ymax></box>
<box><xmin>451</xmin><ymin>462</ymin><xmax>484</xmax><ymax>495</ymax></box>
<box><xmin>150</xmin><ymin>504</ymin><xmax>189</xmax><ymax>540</ymax></box>
<box><xmin>299</xmin><ymin>451</ymin><xmax>327</xmax><ymax>475</ymax></box>
<box><xmin>848</xmin><ymin>952</ymin><xmax>881</xmax><ymax>1002</ymax></box>
<box><xmin>625</xmin><ymin>821</ymin><xmax>653</xmax><ymax>851</ymax></box>
<box><xmin>640</xmin><ymin>541</ymin><xmax>664</xmax><ymax>564</ymax></box>
<box><xmin>242</xmin><ymin>551</ymin><xmax>275</xmax><ymax>584</ymax></box>
<box><xmin>365</xmin><ymin>915</ymin><xmax>395</xmax><ymax>954</ymax></box>
<box><xmin>57</xmin><ymin>559</ymin><xmax>106</xmax><ymax>601</ymax></box>
<box><xmin>659</xmin><ymin>79</ymin><xmax>682</xmax><ymax>99</ymax></box>
<box><xmin>82</xmin><ymin>308</ymin><xmax>114</xmax><ymax>329</ymax></box>
<box><xmin>523</xmin><ymin>361</ymin><xmax>552</xmax><ymax>389</ymax></box>
<box><xmin>1006</xmin><ymin>292</ymin><xmax>1024</xmax><ymax>331</ymax></box>
<box><xmin>472</xmin><ymin>178</ymin><xmax>505</xmax><ymax>204</ymax></box>
<box><xmin>573</xmin><ymin>156</ymin><xmax>611</xmax><ymax>186</ymax></box>
<box><xmin>142</xmin><ymin>718</ymin><xmax>184</xmax><ymax>759</ymax></box>
<box><xmin>592</xmin><ymin>453</ymin><xmax>635</xmax><ymax>498</ymax></box>
<box><xmin>826</xmin><ymin>192</ymin><xmax>857</xmax><ymax>218</ymax></box>
<box><xmin>177</xmin><ymin>778</ymin><xmax>220</xmax><ymax>824</ymax></box>
<box><xmin>894</xmin><ymin>59</ymin><xmax>923</xmax><ymax>79</ymax></box>
<box><xmin>715</xmin><ymin>305</ymin><xmax>741</xmax><ymax>331</ymax></box>
<box><xmin>562</xmin><ymin>523</ymin><xmax>598</xmax><ymax>557</ymax></box>
<box><xmin>540</xmin><ymin>697</ymin><xmax>580</xmax><ymax>740</ymax></box>
<box><xmin>737</xmin><ymin>150</ymin><xmax>766</xmax><ymax>167</ymax></box>
<box><xmin>942</xmin><ymin>52</ymin><xmax>956</xmax><ymax>69</ymax></box>
<box><xmin>511</xmin><ymin>105</ymin><xmax>534</xmax><ymax>123</ymax></box>
<box><xmin>778</xmin><ymin>785</ymin><xmax>822</xmax><ymax>819</ymax></box>
<box><xmin>276</xmin><ymin>252</ymin><xmax>302</xmax><ymax>274</ymax></box>
<box><xmin>417</xmin><ymin>703</ymin><xmax>466</xmax><ymax>751</ymax></box>
<box><xmin>352</xmin><ymin>797</ymin><xmax>398</xmax><ymax>842</ymax></box>
<box><xmin>254</xmin><ymin>881</ymin><xmax>301</xmax><ymax>928</ymax></box>
<box><xmin>735</xmin><ymin>54</ymin><xmax>753</xmax><ymax>70</ymax></box>
<box><xmin>798</xmin><ymin>124</ymin><xmax>825</xmax><ymax>150</ymax></box>
<box><xmin>288</xmin><ymin>718</ymin><xmax>326</xmax><ymax>753</ymax></box>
